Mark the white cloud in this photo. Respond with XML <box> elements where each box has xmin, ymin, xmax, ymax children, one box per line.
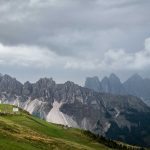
<box><xmin>64</xmin><ymin>37</ymin><xmax>150</xmax><ymax>72</ymax></box>
<box><xmin>1</xmin><ymin>37</ymin><xmax>150</xmax><ymax>73</ymax></box>
<box><xmin>0</xmin><ymin>43</ymin><xmax>64</xmax><ymax>67</ymax></box>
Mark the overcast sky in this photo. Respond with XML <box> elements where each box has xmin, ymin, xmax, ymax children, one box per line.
<box><xmin>0</xmin><ymin>0</ymin><xmax>150</xmax><ymax>85</ymax></box>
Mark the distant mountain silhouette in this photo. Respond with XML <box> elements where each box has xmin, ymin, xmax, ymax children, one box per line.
<box><xmin>85</xmin><ymin>73</ymin><xmax>150</xmax><ymax>106</ymax></box>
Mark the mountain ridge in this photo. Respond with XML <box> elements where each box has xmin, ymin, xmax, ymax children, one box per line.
<box><xmin>85</xmin><ymin>73</ymin><xmax>150</xmax><ymax>106</ymax></box>
<box><xmin>0</xmin><ymin>73</ymin><xmax>150</xmax><ymax>147</ymax></box>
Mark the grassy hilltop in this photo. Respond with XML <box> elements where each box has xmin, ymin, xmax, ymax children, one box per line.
<box><xmin>0</xmin><ymin>104</ymin><xmax>148</xmax><ymax>150</ymax></box>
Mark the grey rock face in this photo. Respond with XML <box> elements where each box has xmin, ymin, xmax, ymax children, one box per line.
<box><xmin>123</xmin><ymin>74</ymin><xmax>150</xmax><ymax>101</ymax></box>
<box><xmin>0</xmin><ymin>74</ymin><xmax>23</xmax><ymax>95</ymax></box>
<box><xmin>31</xmin><ymin>78</ymin><xmax>56</xmax><ymax>101</ymax></box>
<box><xmin>86</xmin><ymin>74</ymin><xmax>125</xmax><ymax>95</ymax></box>
<box><xmin>85</xmin><ymin>76</ymin><xmax>101</xmax><ymax>92</ymax></box>
<box><xmin>101</xmin><ymin>77</ymin><xmax>110</xmax><ymax>93</ymax></box>
<box><xmin>22</xmin><ymin>81</ymin><xmax>33</xmax><ymax>96</ymax></box>
<box><xmin>85</xmin><ymin>73</ymin><xmax>150</xmax><ymax>105</ymax></box>
<box><xmin>0</xmin><ymin>74</ymin><xmax>150</xmax><ymax>147</ymax></box>
<box><xmin>108</xmin><ymin>73</ymin><xmax>125</xmax><ymax>94</ymax></box>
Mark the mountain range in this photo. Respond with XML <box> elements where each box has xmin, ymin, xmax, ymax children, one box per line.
<box><xmin>0</xmin><ymin>73</ymin><xmax>150</xmax><ymax>147</ymax></box>
<box><xmin>85</xmin><ymin>73</ymin><xmax>150</xmax><ymax>106</ymax></box>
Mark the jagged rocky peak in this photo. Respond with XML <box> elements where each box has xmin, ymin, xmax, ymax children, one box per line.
<box><xmin>64</xmin><ymin>81</ymin><xmax>87</xmax><ymax>93</ymax></box>
<box><xmin>85</xmin><ymin>76</ymin><xmax>100</xmax><ymax>82</ymax></box>
<box><xmin>125</xmin><ymin>73</ymin><xmax>143</xmax><ymax>82</ymax></box>
<box><xmin>123</xmin><ymin>74</ymin><xmax>144</xmax><ymax>98</ymax></box>
<box><xmin>85</xmin><ymin>74</ymin><xmax>125</xmax><ymax>95</ymax></box>
<box><xmin>109</xmin><ymin>73</ymin><xmax>121</xmax><ymax>83</ymax></box>
<box><xmin>63</xmin><ymin>81</ymin><xmax>82</xmax><ymax>95</ymax></box>
<box><xmin>85</xmin><ymin>76</ymin><xmax>101</xmax><ymax>92</ymax></box>
<box><xmin>108</xmin><ymin>73</ymin><xmax>125</xmax><ymax>94</ymax></box>
<box><xmin>101</xmin><ymin>76</ymin><xmax>110</xmax><ymax>92</ymax></box>
<box><xmin>30</xmin><ymin>77</ymin><xmax>56</xmax><ymax>100</ymax></box>
<box><xmin>101</xmin><ymin>76</ymin><xmax>109</xmax><ymax>83</ymax></box>
<box><xmin>24</xmin><ymin>81</ymin><xmax>32</xmax><ymax>86</ymax></box>
<box><xmin>1</xmin><ymin>74</ymin><xmax>22</xmax><ymax>85</ymax></box>
<box><xmin>123</xmin><ymin>74</ymin><xmax>143</xmax><ymax>89</ymax></box>
<box><xmin>35</xmin><ymin>77</ymin><xmax>56</xmax><ymax>88</ymax></box>
<box><xmin>56</xmin><ymin>81</ymin><xmax>87</xmax><ymax>104</ymax></box>
<box><xmin>3</xmin><ymin>74</ymin><xmax>14</xmax><ymax>80</ymax></box>
<box><xmin>62</xmin><ymin>81</ymin><xmax>81</xmax><ymax>92</ymax></box>
<box><xmin>0</xmin><ymin>74</ymin><xmax>23</xmax><ymax>95</ymax></box>
<box><xmin>64</xmin><ymin>80</ymin><xmax>76</xmax><ymax>86</ymax></box>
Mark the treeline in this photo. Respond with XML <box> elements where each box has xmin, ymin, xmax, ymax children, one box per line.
<box><xmin>82</xmin><ymin>130</ymin><xmax>145</xmax><ymax>150</ymax></box>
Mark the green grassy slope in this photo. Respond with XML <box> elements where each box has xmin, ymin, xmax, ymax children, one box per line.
<box><xmin>0</xmin><ymin>104</ymin><xmax>148</xmax><ymax>150</ymax></box>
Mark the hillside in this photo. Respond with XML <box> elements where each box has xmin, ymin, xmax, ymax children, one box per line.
<box><xmin>0</xmin><ymin>104</ymin><xmax>146</xmax><ymax>150</ymax></box>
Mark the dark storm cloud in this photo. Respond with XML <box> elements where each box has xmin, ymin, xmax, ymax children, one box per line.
<box><xmin>0</xmin><ymin>0</ymin><xmax>150</xmax><ymax>55</ymax></box>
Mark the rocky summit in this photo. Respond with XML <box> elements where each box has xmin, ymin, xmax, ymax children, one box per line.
<box><xmin>85</xmin><ymin>73</ymin><xmax>150</xmax><ymax>106</ymax></box>
<box><xmin>0</xmin><ymin>74</ymin><xmax>150</xmax><ymax>147</ymax></box>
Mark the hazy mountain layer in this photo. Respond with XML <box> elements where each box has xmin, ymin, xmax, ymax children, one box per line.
<box><xmin>85</xmin><ymin>73</ymin><xmax>150</xmax><ymax>106</ymax></box>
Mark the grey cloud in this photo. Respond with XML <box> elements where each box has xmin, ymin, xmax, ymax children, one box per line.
<box><xmin>0</xmin><ymin>0</ymin><xmax>150</xmax><ymax>55</ymax></box>
<box><xmin>0</xmin><ymin>0</ymin><xmax>150</xmax><ymax>84</ymax></box>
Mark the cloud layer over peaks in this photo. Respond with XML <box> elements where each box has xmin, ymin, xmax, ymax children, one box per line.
<box><xmin>0</xmin><ymin>0</ymin><xmax>150</xmax><ymax>83</ymax></box>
